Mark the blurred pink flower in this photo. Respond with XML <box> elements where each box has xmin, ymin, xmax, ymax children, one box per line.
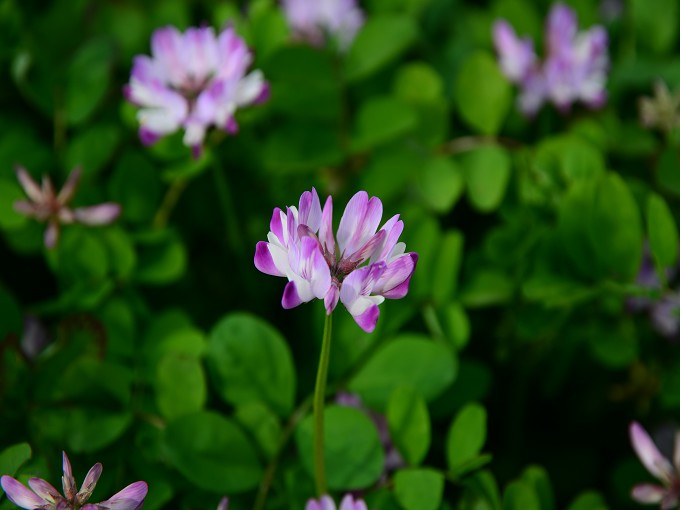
<box><xmin>14</xmin><ymin>166</ymin><xmax>120</xmax><ymax>249</ymax></box>
<box><xmin>492</xmin><ymin>2</ymin><xmax>608</xmax><ymax>116</ymax></box>
<box><xmin>282</xmin><ymin>0</ymin><xmax>364</xmax><ymax>51</ymax></box>
<box><xmin>306</xmin><ymin>494</ymin><xmax>367</xmax><ymax>510</ymax></box>
<box><xmin>629</xmin><ymin>421</ymin><xmax>680</xmax><ymax>509</ymax></box>
<box><xmin>1</xmin><ymin>451</ymin><xmax>147</xmax><ymax>510</ymax></box>
<box><xmin>125</xmin><ymin>25</ymin><xmax>269</xmax><ymax>155</ymax></box>
<box><xmin>254</xmin><ymin>189</ymin><xmax>417</xmax><ymax>332</ymax></box>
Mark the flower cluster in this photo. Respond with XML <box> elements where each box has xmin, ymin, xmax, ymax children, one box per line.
<box><xmin>282</xmin><ymin>0</ymin><xmax>364</xmax><ymax>51</ymax></box>
<box><xmin>14</xmin><ymin>166</ymin><xmax>120</xmax><ymax>249</ymax></box>
<box><xmin>255</xmin><ymin>189</ymin><xmax>417</xmax><ymax>333</ymax></box>
<box><xmin>306</xmin><ymin>494</ymin><xmax>368</xmax><ymax>510</ymax></box>
<box><xmin>0</xmin><ymin>451</ymin><xmax>147</xmax><ymax>510</ymax></box>
<box><xmin>629</xmin><ymin>422</ymin><xmax>680</xmax><ymax>509</ymax></box>
<box><xmin>639</xmin><ymin>81</ymin><xmax>680</xmax><ymax>135</ymax></box>
<box><xmin>493</xmin><ymin>2</ymin><xmax>608</xmax><ymax>116</ymax></box>
<box><xmin>125</xmin><ymin>25</ymin><xmax>269</xmax><ymax>155</ymax></box>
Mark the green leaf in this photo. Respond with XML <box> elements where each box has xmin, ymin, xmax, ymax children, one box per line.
<box><xmin>447</xmin><ymin>402</ymin><xmax>487</xmax><ymax>472</ymax></box>
<box><xmin>351</xmin><ymin>96</ymin><xmax>418</xmax><ymax>152</ymax></box>
<box><xmin>387</xmin><ymin>386</ymin><xmax>431</xmax><ymax>465</ymax></box>
<box><xmin>155</xmin><ymin>352</ymin><xmax>207</xmax><ymax>420</ymax></box>
<box><xmin>263</xmin><ymin>46</ymin><xmax>341</xmax><ymax>121</ymax></box>
<box><xmin>460</xmin><ymin>269</ymin><xmax>514</xmax><ymax>307</ymax></box>
<box><xmin>521</xmin><ymin>466</ymin><xmax>555</xmax><ymax>510</ymax></box>
<box><xmin>348</xmin><ymin>334</ymin><xmax>457</xmax><ymax>410</ymax></box>
<box><xmin>394</xmin><ymin>468</ymin><xmax>444</xmax><ymax>510</ymax></box>
<box><xmin>235</xmin><ymin>401</ymin><xmax>282</xmax><ymax>459</ymax></box>
<box><xmin>393</xmin><ymin>62</ymin><xmax>445</xmax><ymax>104</ymax></box>
<box><xmin>589</xmin><ymin>174</ymin><xmax>643</xmax><ymax>281</ymax></box>
<box><xmin>502</xmin><ymin>480</ymin><xmax>541</xmax><ymax>510</ymax></box>
<box><xmin>295</xmin><ymin>405</ymin><xmax>384</xmax><ymax>490</ymax></box>
<box><xmin>441</xmin><ymin>302</ymin><xmax>470</xmax><ymax>350</ymax></box>
<box><xmin>657</xmin><ymin>147</ymin><xmax>680</xmax><ymax>196</ymax></box>
<box><xmin>0</xmin><ymin>178</ymin><xmax>28</xmax><ymax>230</ymax></box>
<box><xmin>134</xmin><ymin>229</ymin><xmax>187</xmax><ymax>285</ymax></box>
<box><xmin>0</xmin><ymin>285</ymin><xmax>22</xmax><ymax>343</ymax></box>
<box><xmin>565</xmin><ymin>492</ymin><xmax>608</xmax><ymax>510</ymax></box>
<box><xmin>53</xmin><ymin>228</ymin><xmax>110</xmax><ymax>283</ymax></box>
<box><xmin>432</xmin><ymin>230</ymin><xmax>464</xmax><ymax>304</ymax></box>
<box><xmin>361</xmin><ymin>145</ymin><xmax>423</xmax><ymax>202</ymax></box>
<box><xmin>345</xmin><ymin>15</ymin><xmax>418</xmax><ymax>82</ymax></box>
<box><xmin>647</xmin><ymin>193</ymin><xmax>679</xmax><ymax>270</ymax></box>
<box><xmin>65</xmin><ymin>123</ymin><xmax>120</xmax><ymax>176</ymax></box>
<box><xmin>66</xmin><ymin>38</ymin><xmax>114</xmax><ymax>125</ymax></box>
<box><xmin>109</xmin><ymin>150</ymin><xmax>162</xmax><ymax>224</ymax></box>
<box><xmin>262</xmin><ymin>123</ymin><xmax>343</xmax><ymax>174</ymax></box>
<box><xmin>454</xmin><ymin>51</ymin><xmax>511</xmax><ymax>135</ymax></box>
<box><xmin>206</xmin><ymin>312</ymin><xmax>296</xmax><ymax>416</ymax></box>
<box><xmin>0</xmin><ymin>443</ymin><xmax>31</xmax><ymax>483</ymax></box>
<box><xmin>461</xmin><ymin>145</ymin><xmax>512</xmax><ymax>212</ymax></box>
<box><xmin>417</xmin><ymin>157</ymin><xmax>464</xmax><ymax>213</ymax></box>
<box><xmin>164</xmin><ymin>411</ymin><xmax>263</xmax><ymax>493</ymax></box>
<box><xmin>63</xmin><ymin>407</ymin><xmax>132</xmax><ymax>453</ymax></box>
<box><xmin>462</xmin><ymin>470</ymin><xmax>502</xmax><ymax>510</ymax></box>
<box><xmin>631</xmin><ymin>0</ymin><xmax>678</xmax><ymax>53</ymax></box>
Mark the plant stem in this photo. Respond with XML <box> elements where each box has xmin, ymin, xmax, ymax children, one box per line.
<box><xmin>153</xmin><ymin>179</ymin><xmax>188</xmax><ymax>228</ymax></box>
<box><xmin>313</xmin><ymin>312</ymin><xmax>333</xmax><ymax>496</ymax></box>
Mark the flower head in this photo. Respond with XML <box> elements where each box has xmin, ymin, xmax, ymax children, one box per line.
<box><xmin>629</xmin><ymin>421</ymin><xmax>680</xmax><ymax>509</ymax></box>
<box><xmin>125</xmin><ymin>25</ymin><xmax>269</xmax><ymax>155</ymax></box>
<box><xmin>254</xmin><ymin>189</ymin><xmax>417</xmax><ymax>333</ymax></box>
<box><xmin>639</xmin><ymin>81</ymin><xmax>680</xmax><ymax>135</ymax></box>
<box><xmin>1</xmin><ymin>451</ymin><xmax>148</xmax><ymax>510</ymax></box>
<box><xmin>14</xmin><ymin>166</ymin><xmax>120</xmax><ymax>249</ymax></box>
<box><xmin>492</xmin><ymin>2</ymin><xmax>608</xmax><ymax>116</ymax></box>
<box><xmin>282</xmin><ymin>0</ymin><xmax>364</xmax><ymax>51</ymax></box>
<box><xmin>306</xmin><ymin>494</ymin><xmax>368</xmax><ymax>510</ymax></box>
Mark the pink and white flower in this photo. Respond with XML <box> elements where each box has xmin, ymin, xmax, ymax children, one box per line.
<box><xmin>281</xmin><ymin>0</ymin><xmax>364</xmax><ymax>51</ymax></box>
<box><xmin>254</xmin><ymin>189</ymin><xmax>417</xmax><ymax>333</ymax></box>
<box><xmin>125</xmin><ymin>25</ymin><xmax>269</xmax><ymax>154</ymax></box>
<box><xmin>1</xmin><ymin>451</ymin><xmax>147</xmax><ymax>510</ymax></box>
<box><xmin>629</xmin><ymin>421</ymin><xmax>680</xmax><ymax>509</ymax></box>
<box><xmin>306</xmin><ymin>494</ymin><xmax>368</xmax><ymax>510</ymax></box>
<box><xmin>14</xmin><ymin>166</ymin><xmax>120</xmax><ymax>249</ymax></box>
<box><xmin>492</xmin><ymin>2</ymin><xmax>608</xmax><ymax>116</ymax></box>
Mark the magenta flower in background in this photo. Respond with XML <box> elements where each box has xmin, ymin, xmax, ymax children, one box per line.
<box><xmin>629</xmin><ymin>422</ymin><xmax>680</xmax><ymax>509</ymax></box>
<box><xmin>125</xmin><ymin>25</ymin><xmax>269</xmax><ymax>154</ymax></box>
<box><xmin>0</xmin><ymin>451</ymin><xmax>148</xmax><ymax>510</ymax></box>
<box><xmin>492</xmin><ymin>2</ymin><xmax>609</xmax><ymax>116</ymax></box>
<box><xmin>14</xmin><ymin>166</ymin><xmax>120</xmax><ymax>249</ymax></box>
<box><xmin>306</xmin><ymin>494</ymin><xmax>368</xmax><ymax>510</ymax></box>
<box><xmin>254</xmin><ymin>189</ymin><xmax>417</xmax><ymax>333</ymax></box>
<box><xmin>281</xmin><ymin>0</ymin><xmax>364</xmax><ymax>51</ymax></box>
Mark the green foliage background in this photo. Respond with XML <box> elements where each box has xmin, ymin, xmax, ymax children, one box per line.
<box><xmin>0</xmin><ymin>0</ymin><xmax>679</xmax><ymax>509</ymax></box>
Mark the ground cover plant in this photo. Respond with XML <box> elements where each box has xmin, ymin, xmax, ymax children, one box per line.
<box><xmin>1</xmin><ymin>0</ymin><xmax>680</xmax><ymax>509</ymax></box>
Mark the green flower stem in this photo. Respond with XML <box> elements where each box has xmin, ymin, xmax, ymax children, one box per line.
<box><xmin>153</xmin><ymin>179</ymin><xmax>188</xmax><ymax>228</ymax></box>
<box><xmin>313</xmin><ymin>312</ymin><xmax>333</xmax><ymax>496</ymax></box>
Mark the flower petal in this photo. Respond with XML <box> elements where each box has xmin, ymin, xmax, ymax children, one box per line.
<box><xmin>27</xmin><ymin>477</ymin><xmax>62</xmax><ymax>503</ymax></box>
<box><xmin>184</xmin><ymin>27</ymin><xmax>218</xmax><ymax>84</ymax></box>
<box><xmin>62</xmin><ymin>451</ymin><xmax>78</xmax><ymax>500</ymax></box>
<box><xmin>234</xmin><ymin>70</ymin><xmax>267</xmax><ymax>107</ymax></box>
<box><xmin>282</xmin><ymin>281</ymin><xmax>303</xmax><ymax>309</ymax></box>
<box><xmin>97</xmin><ymin>481</ymin><xmax>148</xmax><ymax>510</ymax></box>
<box><xmin>15</xmin><ymin>166</ymin><xmax>43</xmax><ymax>203</ymax></box>
<box><xmin>353</xmin><ymin>303</ymin><xmax>380</xmax><ymax>333</ymax></box>
<box><xmin>324</xmin><ymin>282</ymin><xmax>340</xmax><ymax>315</ymax></box>
<box><xmin>674</xmin><ymin>430</ymin><xmax>680</xmax><ymax>471</ymax></box>
<box><xmin>631</xmin><ymin>484</ymin><xmax>666</xmax><ymax>503</ymax></box>
<box><xmin>298</xmin><ymin>188</ymin><xmax>322</xmax><ymax>234</ymax></box>
<box><xmin>44</xmin><ymin>221</ymin><xmax>60</xmax><ymax>249</ymax></box>
<box><xmin>340</xmin><ymin>494</ymin><xmax>367</xmax><ymax>510</ymax></box>
<box><xmin>374</xmin><ymin>253</ymin><xmax>418</xmax><ymax>299</ymax></box>
<box><xmin>151</xmin><ymin>26</ymin><xmax>188</xmax><ymax>87</ymax></box>
<box><xmin>337</xmin><ymin>192</ymin><xmax>383</xmax><ymax>257</ymax></box>
<box><xmin>630</xmin><ymin>422</ymin><xmax>674</xmax><ymax>483</ymax></box>
<box><xmin>56</xmin><ymin>167</ymin><xmax>82</xmax><ymax>205</ymax></box>
<box><xmin>546</xmin><ymin>3</ymin><xmax>577</xmax><ymax>55</ymax></box>
<box><xmin>1</xmin><ymin>476</ymin><xmax>47</xmax><ymax>510</ymax></box>
<box><xmin>217</xmin><ymin>496</ymin><xmax>229</xmax><ymax>510</ymax></box>
<box><xmin>492</xmin><ymin>20</ymin><xmax>536</xmax><ymax>83</ymax></box>
<box><xmin>76</xmin><ymin>463</ymin><xmax>103</xmax><ymax>504</ymax></box>
<box><xmin>319</xmin><ymin>195</ymin><xmax>335</xmax><ymax>256</ymax></box>
<box><xmin>73</xmin><ymin>204</ymin><xmax>121</xmax><ymax>225</ymax></box>
<box><xmin>255</xmin><ymin>241</ymin><xmax>284</xmax><ymax>276</ymax></box>
<box><xmin>14</xmin><ymin>200</ymin><xmax>38</xmax><ymax>217</ymax></box>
